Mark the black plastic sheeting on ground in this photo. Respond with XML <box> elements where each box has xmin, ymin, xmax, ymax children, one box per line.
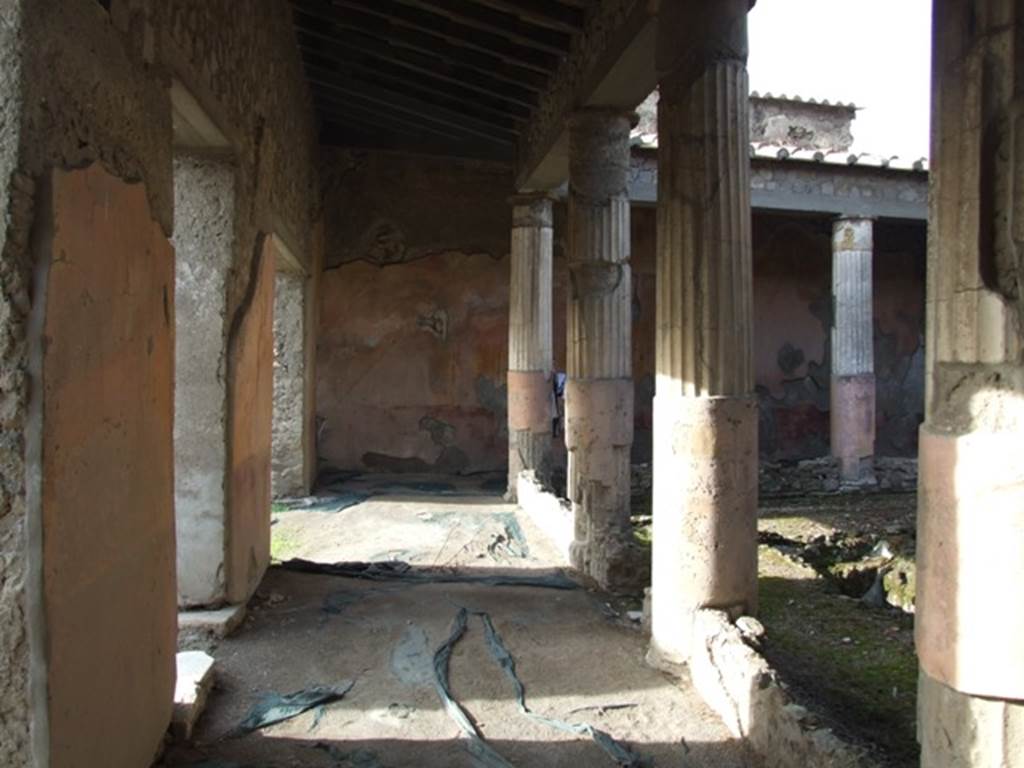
<box><xmin>433</xmin><ymin>608</ymin><xmax>651</xmax><ymax>768</ymax></box>
<box><xmin>274</xmin><ymin>492</ymin><xmax>370</xmax><ymax>514</ymax></box>
<box><xmin>231</xmin><ymin>681</ymin><xmax>355</xmax><ymax>735</ymax></box>
<box><xmin>278</xmin><ymin>559</ymin><xmax>580</xmax><ymax>591</ymax></box>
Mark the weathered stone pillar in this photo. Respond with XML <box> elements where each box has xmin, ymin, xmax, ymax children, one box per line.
<box><xmin>272</xmin><ymin>268</ymin><xmax>307</xmax><ymax>499</ymax></box>
<box><xmin>565</xmin><ymin>108</ymin><xmax>635</xmax><ymax>591</ymax></box>
<box><xmin>507</xmin><ymin>193</ymin><xmax>554</xmax><ymax>498</ymax></box>
<box><xmin>173</xmin><ymin>154</ymin><xmax>234</xmax><ymax>609</ymax></box>
<box><xmin>917</xmin><ymin>2</ymin><xmax>1024</xmax><ymax>764</ymax></box>
<box><xmin>649</xmin><ymin>0</ymin><xmax>758</xmax><ymax>666</ymax></box>
<box><xmin>830</xmin><ymin>217</ymin><xmax>876</xmax><ymax>484</ymax></box>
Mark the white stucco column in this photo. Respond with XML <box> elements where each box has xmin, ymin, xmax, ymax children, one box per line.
<box><xmin>507</xmin><ymin>193</ymin><xmax>555</xmax><ymax>498</ymax></box>
<box><xmin>649</xmin><ymin>0</ymin><xmax>758</xmax><ymax>667</ymax></box>
<box><xmin>565</xmin><ymin>108</ymin><xmax>636</xmax><ymax>591</ymax></box>
<box><xmin>830</xmin><ymin>217</ymin><xmax>876</xmax><ymax>484</ymax></box>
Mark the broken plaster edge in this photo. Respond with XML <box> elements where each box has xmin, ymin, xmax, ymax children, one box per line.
<box><xmin>25</xmin><ymin>170</ymin><xmax>53</xmax><ymax>768</ymax></box>
<box><xmin>686</xmin><ymin>609</ymin><xmax>877</xmax><ymax>768</ymax></box>
<box><xmin>515</xmin><ymin>472</ymin><xmax>573</xmax><ymax>566</ymax></box>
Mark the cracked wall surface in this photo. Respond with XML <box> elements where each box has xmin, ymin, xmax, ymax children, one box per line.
<box><xmin>317</xmin><ymin>163</ymin><xmax>926</xmax><ymax>476</ymax></box>
<box><xmin>0</xmin><ymin>0</ymin><xmax>320</xmax><ymax>763</ymax></box>
<box><xmin>318</xmin><ymin>150</ymin><xmax>512</xmax><ymax>474</ymax></box>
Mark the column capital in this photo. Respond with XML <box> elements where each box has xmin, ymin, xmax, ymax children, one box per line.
<box><xmin>832</xmin><ymin>216</ymin><xmax>874</xmax><ymax>251</ymax></box>
<box><xmin>509</xmin><ymin>192</ymin><xmax>555</xmax><ymax>228</ymax></box>
<box><xmin>656</xmin><ymin>0</ymin><xmax>750</xmax><ymax>93</ymax></box>
<box><xmin>568</xmin><ymin>109</ymin><xmax>633</xmax><ymax>203</ymax></box>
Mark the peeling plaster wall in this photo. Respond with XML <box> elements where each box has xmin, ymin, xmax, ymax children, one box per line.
<box><xmin>316</xmin><ymin>151</ymin><xmax>924</xmax><ymax>476</ymax></box>
<box><xmin>627</xmin><ymin>211</ymin><xmax>924</xmax><ymax>464</ymax></box>
<box><xmin>753</xmin><ymin>216</ymin><xmax>832</xmax><ymax>460</ymax></box>
<box><xmin>318</xmin><ymin>151</ymin><xmax>512</xmax><ymax>474</ymax></box>
<box><xmin>40</xmin><ymin>165</ymin><xmax>176</xmax><ymax>768</ymax></box>
<box><xmin>751</xmin><ymin>214</ymin><xmax>926</xmax><ymax>461</ymax></box>
<box><xmin>227</xmin><ymin>237</ymin><xmax>275</xmax><ymax>604</ymax></box>
<box><xmin>272</xmin><ymin>270</ymin><xmax>306</xmax><ymax>497</ymax></box>
<box><xmin>873</xmin><ymin>223</ymin><xmax>927</xmax><ymax>456</ymax></box>
<box><xmin>0</xmin><ymin>0</ymin><xmax>320</xmax><ymax>762</ymax></box>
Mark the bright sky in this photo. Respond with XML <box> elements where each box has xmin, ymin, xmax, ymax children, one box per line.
<box><xmin>747</xmin><ymin>0</ymin><xmax>933</xmax><ymax>160</ymax></box>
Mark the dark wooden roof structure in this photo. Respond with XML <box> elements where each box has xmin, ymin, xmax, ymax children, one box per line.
<box><xmin>290</xmin><ymin>0</ymin><xmax>596</xmax><ymax>161</ymax></box>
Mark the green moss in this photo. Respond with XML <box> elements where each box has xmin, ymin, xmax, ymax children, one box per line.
<box><xmin>882</xmin><ymin>558</ymin><xmax>916</xmax><ymax>612</ymax></box>
<box><xmin>758</xmin><ymin>546</ymin><xmax>919</xmax><ymax>766</ymax></box>
<box><xmin>270</xmin><ymin>529</ymin><xmax>301</xmax><ymax>562</ymax></box>
<box><xmin>633</xmin><ymin>523</ymin><xmax>652</xmax><ymax>547</ymax></box>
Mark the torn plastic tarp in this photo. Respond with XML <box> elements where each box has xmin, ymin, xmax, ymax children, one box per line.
<box><xmin>433</xmin><ymin>608</ymin><xmax>650</xmax><ymax>768</ymax></box>
<box><xmin>233</xmin><ymin>681</ymin><xmax>354</xmax><ymax>735</ymax></box>
<box><xmin>275</xmin><ymin>492</ymin><xmax>369</xmax><ymax>514</ymax></box>
<box><xmin>278</xmin><ymin>559</ymin><xmax>579</xmax><ymax>590</ymax></box>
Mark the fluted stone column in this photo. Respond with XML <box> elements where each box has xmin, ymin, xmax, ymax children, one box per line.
<box><xmin>649</xmin><ymin>0</ymin><xmax>758</xmax><ymax>666</ymax></box>
<box><xmin>565</xmin><ymin>108</ymin><xmax>636</xmax><ymax>591</ymax></box>
<box><xmin>917</xmin><ymin>2</ymin><xmax>1024</xmax><ymax>765</ymax></box>
<box><xmin>831</xmin><ymin>217</ymin><xmax>876</xmax><ymax>484</ymax></box>
<box><xmin>507</xmin><ymin>194</ymin><xmax>554</xmax><ymax>498</ymax></box>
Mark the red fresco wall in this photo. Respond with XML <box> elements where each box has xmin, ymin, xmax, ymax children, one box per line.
<box><xmin>317</xmin><ymin>151</ymin><xmax>926</xmax><ymax>474</ymax></box>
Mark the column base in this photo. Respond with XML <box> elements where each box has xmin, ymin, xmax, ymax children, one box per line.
<box><xmin>506</xmin><ymin>429</ymin><xmax>553</xmax><ymax>502</ymax></box>
<box><xmin>565</xmin><ymin>378</ymin><xmax>639</xmax><ymax>593</ymax></box>
<box><xmin>507</xmin><ymin>370</ymin><xmax>554</xmax><ymax>500</ymax></box>
<box><xmin>650</xmin><ymin>393</ymin><xmax>758</xmax><ymax>664</ymax></box>
<box><xmin>830</xmin><ymin>373</ymin><xmax>876</xmax><ymax>483</ymax></box>
<box><xmin>917</xmin><ymin>423</ymin><xmax>1024</xmax><ymax>700</ymax></box>
<box><xmin>919</xmin><ymin>670</ymin><xmax>1024</xmax><ymax>768</ymax></box>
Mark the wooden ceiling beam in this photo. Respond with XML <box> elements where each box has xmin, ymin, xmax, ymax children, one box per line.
<box><xmin>387</xmin><ymin>0</ymin><xmax>571</xmax><ymax>56</ymax></box>
<box><xmin>291</xmin><ymin>0</ymin><xmax>554</xmax><ymax>75</ymax></box>
<box><xmin>329</xmin><ymin>0</ymin><xmax>564</xmax><ymax>67</ymax></box>
<box><xmin>293</xmin><ymin>19</ymin><xmax>547</xmax><ymax>93</ymax></box>
<box><xmin>307</xmin><ymin>75</ymin><xmax>518</xmax><ymax>143</ymax></box>
<box><xmin>303</xmin><ymin>59</ymin><xmax>530</xmax><ymax>124</ymax></box>
<box><xmin>320</xmin><ymin>121</ymin><xmax>513</xmax><ymax>163</ymax></box>
<box><xmin>469</xmin><ymin>0</ymin><xmax>585</xmax><ymax>34</ymax></box>
<box><xmin>296</xmin><ymin>29</ymin><xmax>537</xmax><ymax>110</ymax></box>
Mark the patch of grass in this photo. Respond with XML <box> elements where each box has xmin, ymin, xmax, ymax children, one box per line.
<box><xmin>271</xmin><ymin>502</ymin><xmax>289</xmax><ymax>514</ymax></box>
<box><xmin>758</xmin><ymin>545</ymin><xmax>919</xmax><ymax>767</ymax></box>
<box><xmin>270</xmin><ymin>529</ymin><xmax>301</xmax><ymax>562</ymax></box>
<box><xmin>633</xmin><ymin>523</ymin><xmax>652</xmax><ymax>547</ymax></box>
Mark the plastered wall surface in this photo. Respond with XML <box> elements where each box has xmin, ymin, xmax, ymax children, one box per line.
<box><xmin>0</xmin><ymin>0</ymin><xmax>319</xmax><ymax>757</ymax></box>
<box><xmin>40</xmin><ymin>165</ymin><xmax>176</xmax><ymax>768</ymax></box>
<box><xmin>318</xmin><ymin>151</ymin><xmax>513</xmax><ymax>474</ymax></box>
<box><xmin>272</xmin><ymin>270</ymin><xmax>306</xmax><ymax>497</ymax></box>
<box><xmin>173</xmin><ymin>155</ymin><xmax>234</xmax><ymax>607</ymax></box>
<box><xmin>317</xmin><ymin>154</ymin><xmax>926</xmax><ymax>474</ymax></box>
<box><xmin>752</xmin><ymin>216</ymin><xmax>832</xmax><ymax>459</ymax></box>
<box><xmin>227</xmin><ymin>237</ymin><xmax>275</xmax><ymax>604</ymax></box>
<box><xmin>751</xmin><ymin>215</ymin><xmax>925</xmax><ymax>460</ymax></box>
<box><xmin>319</xmin><ymin>252</ymin><xmax>510</xmax><ymax>474</ymax></box>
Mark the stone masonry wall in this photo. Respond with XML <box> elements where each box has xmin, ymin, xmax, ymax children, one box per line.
<box><xmin>0</xmin><ymin>0</ymin><xmax>319</xmax><ymax>763</ymax></box>
<box><xmin>272</xmin><ymin>270</ymin><xmax>306</xmax><ymax>497</ymax></box>
<box><xmin>172</xmin><ymin>155</ymin><xmax>233</xmax><ymax>608</ymax></box>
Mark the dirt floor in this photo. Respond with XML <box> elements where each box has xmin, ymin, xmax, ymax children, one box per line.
<box><xmin>161</xmin><ymin>475</ymin><xmax>757</xmax><ymax>768</ymax></box>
